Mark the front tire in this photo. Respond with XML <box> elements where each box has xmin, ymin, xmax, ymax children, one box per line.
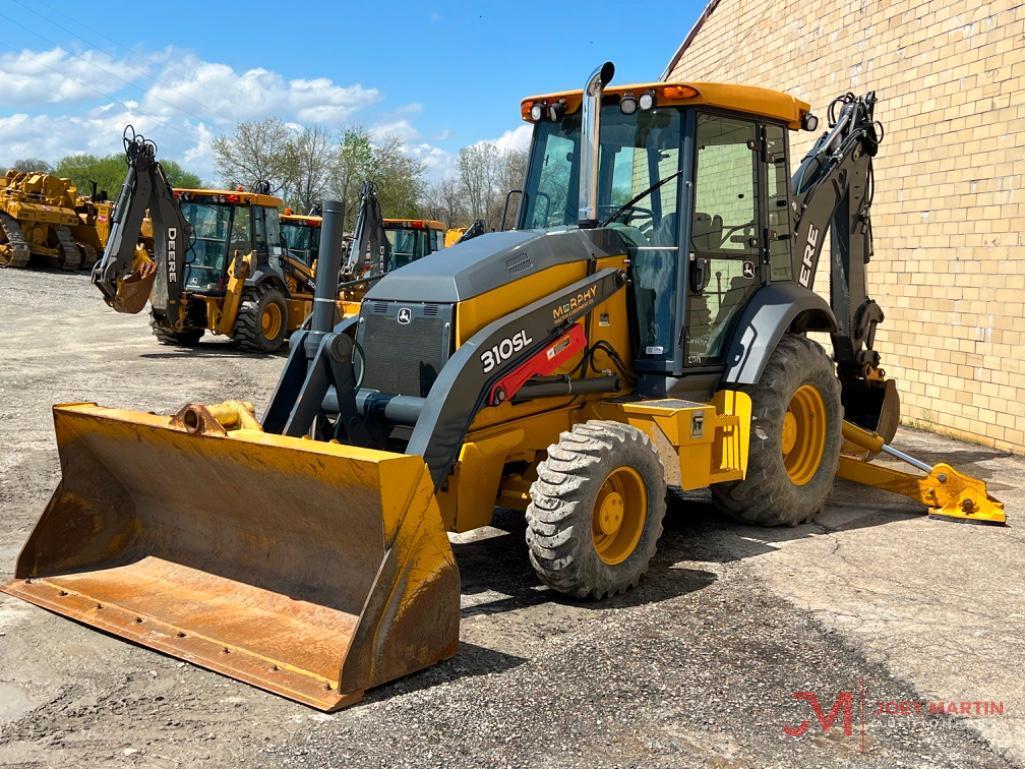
<box><xmin>149</xmin><ymin>314</ymin><xmax>204</xmax><ymax>346</ymax></box>
<box><xmin>233</xmin><ymin>284</ymin><xmax>288</xmax><ymax>352</ymax></box>
<box><xmin>712</xmin><ymin>334</ymin><xmax>842</xmax><ymax>526</ymax></box>
<box><xmin>526</xmin><ymin>421</ymin><xmax>667</xmax><ymax>599</ymax></box>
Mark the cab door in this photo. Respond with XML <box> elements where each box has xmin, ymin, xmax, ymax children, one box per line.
<box><xmin>684</xmin><ymin>113</ymin><xmax>770</xmax><ymax>366</ymax></box>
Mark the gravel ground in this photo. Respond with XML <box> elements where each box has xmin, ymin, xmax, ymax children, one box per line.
<box><xmin>0</xmin><ymin>268</ymin><xmax>1021</xmax><ymax>768</ymax></box>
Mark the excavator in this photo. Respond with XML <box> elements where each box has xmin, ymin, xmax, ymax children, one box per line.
<box><xmin>4</xmin><ymin>63</ymin><xmax>1005</xmax><ymax>711</ymax></box>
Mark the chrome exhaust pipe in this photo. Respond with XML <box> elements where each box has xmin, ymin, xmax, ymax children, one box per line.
<box><xmin>578</xmin><ymin>61</ymin><xmax>615</xmax><ymax>229</ymax></box>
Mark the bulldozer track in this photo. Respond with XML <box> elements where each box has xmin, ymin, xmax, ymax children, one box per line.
<box><xmin>56</xmin><ymin>226</ymin><xmax>82</xmax><ymax>271</ymax></box>
<box><xmin>0</xmin><ymin>211</ymin><xmax>31</xmax><ymax>268</ymax></box>
<box><xmin>77</xmin><ymin>241</ymin><xmax>99</xmax><ymax>269</ymax></box>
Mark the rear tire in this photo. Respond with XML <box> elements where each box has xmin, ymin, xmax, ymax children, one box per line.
<box><xmin>233</xmin><ymin>284</ymin><xmax>288</xmax><ymax>353</ymax></box>
<box><xmin>712</xmin><ymin>334</ymin><xmax>841</xmax><ymax>526</ymax></box>
<box><xmin>150</xmin><ymin>314</ymin><xmax>204</xmax><ymax>346</ymax></box>
<box><xmin>526</xmin><ymin>421</ymin><xmax>666</xmax><ymax>599</ymax></box>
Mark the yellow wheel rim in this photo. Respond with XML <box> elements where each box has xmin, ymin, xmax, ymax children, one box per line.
<box><xmin>782</xmin><ymin>384</ymin><xmax>827</xmax><ymax>486</ymax></box>
<box><xmin>592</xmin><ymin>467</ymin><xmax>647</xmax><ymax>565</ymax></box>
<box><xmin>261</xmin><ymin>303</ymin><xmax>283</xmax><ymax>340</ymax></box>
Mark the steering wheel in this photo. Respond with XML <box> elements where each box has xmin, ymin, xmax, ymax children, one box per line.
<box><xmin>719</xmin><ymin>221</ymin><xmax>756</xmax><ymax>248</ymax></box>
<box><xmin>600</xmin><ymin>203</ymin><xmax>654</xmax><ymax>228</ymax></box>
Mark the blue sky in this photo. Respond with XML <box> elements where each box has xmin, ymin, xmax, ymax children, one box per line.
<box><xmin>0</xmin><ymin>0</ymin><xmax>703</xmax><ymax>182</ymax></box>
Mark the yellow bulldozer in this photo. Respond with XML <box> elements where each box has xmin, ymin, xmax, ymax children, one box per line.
<box><xmin>0</xmin><ymin>170</ymin><xmax>107</xmax><ymax>270</ymax></box>
<box><xmin>4</xmin><ymin>64</ymin><xmax>1005</xmax><ymax>711</ymax></box>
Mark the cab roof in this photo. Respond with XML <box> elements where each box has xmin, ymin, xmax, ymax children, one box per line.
<box><xmin>385</xmin><ymin>218</ymin><xmax>445</xmax><ymax>232</ymax></box>
<box><xmin>172</xmin><ymin>188</ymin><xmax>283</xmax><ymax>207</ymax></box>
<box><xmin>281</xmin><ymin>213</ymin><xmax>321</xmax><ymax>225</ymax></box>
<box><xmin>521</xmin><ymin>81</ymin><xmax>811</xmax><ymax>129</ymax></box>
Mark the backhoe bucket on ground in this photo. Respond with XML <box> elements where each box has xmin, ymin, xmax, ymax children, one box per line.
<box><xmin>2</xmin><ymin>403</ymin><xmax>460</xmax><ymax>710</ymax></box>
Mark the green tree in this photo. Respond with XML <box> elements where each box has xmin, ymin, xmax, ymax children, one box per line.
<box><xmin>331</xmin><ymin>127</ymin><xmax>375</xmax><ymax>225</ymax></box>
<box><xmin>211</xmin><ymin>118</ymin><xmax>291</xmax><ymax>194</ymax></box>
<box><xmin>54</xmin><ymin>153</ymin><xmax>202</xmax><ymax>198</ymax></box>
<box><xmin>329</xmin><ymin>128</ymin><xmax>425</xmax><ymax>228</ymax></box>
<box><xmin>7</xmin><ymin>158</ymin><xmax>53</xmax><ymax>174</ymax></box>
<box><xmin>369</xmin><ymin>136</ymin><xmax>426</xmax><ymax>222</ymax></box>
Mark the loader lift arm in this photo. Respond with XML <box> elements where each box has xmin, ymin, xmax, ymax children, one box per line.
<box><xmin>91</xmin><ymin>127</ymin><xmax>190</xmax><ymax>317</ymax></box>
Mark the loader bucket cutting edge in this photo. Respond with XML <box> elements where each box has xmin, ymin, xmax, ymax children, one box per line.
<box><xmin>2</xmin><ymin>403</ymin><xmax>460</xmax><ymax>710</ymax></box>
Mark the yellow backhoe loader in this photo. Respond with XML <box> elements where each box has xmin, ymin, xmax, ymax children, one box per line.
<box><xmin>93</xmin><ymin>133</ymin><xmax>446</xmax><ymax>352</ymax></box>
<box><xmin>282</xmin><ymin>204</ymin><xmax>448</xmax><ymax>314</ymax></box>
<box><xmin>4</xmin><ymin>64</ymin><xmax>1004</xmax><ymax>712</ymax></box>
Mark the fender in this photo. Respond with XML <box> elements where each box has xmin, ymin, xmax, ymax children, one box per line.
<box><xmin>720</xmin><ymin>282</ymin><xmax>837</xmax><ymax>386</ymax></box>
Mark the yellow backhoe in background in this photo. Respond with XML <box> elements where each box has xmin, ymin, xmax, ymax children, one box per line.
<box><xmin>91</xmin><ymin>132</ymin><xmax>449</xmax><ymax>352</ymax></box>
<box><xmin>3</xmin><ymin>63</ymin><xmax>1004</xmax><ymax>712</ymax></box>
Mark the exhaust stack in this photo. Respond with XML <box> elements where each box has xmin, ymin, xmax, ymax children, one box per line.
<box><xmin>578</xmin><ymin>61</ymin><xmax>615</xmax><ymax>229</ymax></box>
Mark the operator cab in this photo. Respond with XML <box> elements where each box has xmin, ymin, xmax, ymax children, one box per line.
<box><xmin>518</xmin><ymin>81</ymin><xmax>810</xmax><ymax>391</ymax></box>
<box><xmin>281</xmin><ymin>213</ymin><xmax>321</xmax><ymax>268</ymax></box>
<box><xmin>383</xmin><ymin>219</ymin><xmax>447</xmax><ymax>269</ymax></box>
<box><xmin>176</xmin><ymin>189</ymin><xmax>285</xmax><ymax>294</ymax></box>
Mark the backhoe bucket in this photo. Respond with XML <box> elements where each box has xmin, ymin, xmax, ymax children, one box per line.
<box><xmin>841</xmin><ymin>376</ymin><xmax>900</xmax><ymax>457</ymax></box>
<box><xmin>2</xmin><ymin>403</ymin><xmax>460</xmax><ymax>710</ymax></box>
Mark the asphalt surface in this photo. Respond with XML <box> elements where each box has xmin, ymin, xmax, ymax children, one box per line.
<box><xmin>0</xmin><ymin>268</ymin><xmax>1021</xmax><ymax>768</ymax></box>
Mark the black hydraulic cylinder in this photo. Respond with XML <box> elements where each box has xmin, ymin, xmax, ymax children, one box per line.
<box><xmin>512</xmin><ymin>376</ymin><xmax>620</xmax><ymax>403</ymax></box>
<box><xmin>311</xmin><ymin>199</ymin><xmax>345</xmax><ymax>334</ymax></box>
<box><xmin>321</xmin><ymin>389</ymin><xmax>426</xmax><ymax>425</ymax></box>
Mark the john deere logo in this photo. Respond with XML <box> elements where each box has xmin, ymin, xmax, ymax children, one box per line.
<box><xmin>397</xmin><ymin>307</ymin><xmax>412</xmax><ymax>325</ymax></box>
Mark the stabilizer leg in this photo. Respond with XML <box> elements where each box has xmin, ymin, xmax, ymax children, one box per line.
<box><xmin>837</xmin><ymin>421</ymin><xmax>1005</xmax><ymax>525</ymax></box>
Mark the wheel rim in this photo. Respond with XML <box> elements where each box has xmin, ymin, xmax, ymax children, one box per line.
<box><xmin>261</xmin><ymin>303</ymin><xmax>283</xmax><ymax>340</ymax></box>
<box><xmin>592</xmin><ymin>467</ymin><xmax>647</xmax><ymax>565</ymax></box>
<box><xmin>782</xmin><ymin>384</ymin><xmax>827</xmax><ymax>485</ymax></box>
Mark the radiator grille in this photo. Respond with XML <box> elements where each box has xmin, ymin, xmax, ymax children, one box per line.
<box><xmin>358</xmin><ymin>302</ymin><xmax>452</xmax><ymax>397</ymax></box>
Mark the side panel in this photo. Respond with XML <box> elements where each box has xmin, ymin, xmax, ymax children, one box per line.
<box><xmin>720</xmin><ymin>282</ymin><xmax>837</xmax><ymax>385</ymax></box>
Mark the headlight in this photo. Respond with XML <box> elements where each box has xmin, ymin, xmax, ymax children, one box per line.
<box><xmin>620</xmin><ymin>95</ymin><xmax>637</xmax><ymax>115</ymax></box>
<box><xmin>530</xmin><ymin>103</ymin><xmax>543</xmax><ymax>121</ymax></box>
<box><xmin>638</xmin><ymin>91</ymin><xmax>655</xmax><ymax>111</ymax></box>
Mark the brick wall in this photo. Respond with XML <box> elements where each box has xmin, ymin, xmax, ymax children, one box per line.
<box><xmin>667</xmin><ymin>0</ymin><xmax>1025</xmax><ymax>453</ymax></box>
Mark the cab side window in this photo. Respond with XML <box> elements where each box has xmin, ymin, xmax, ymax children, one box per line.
<box><xmin>686</xmin><ymin>114</ymin><xmax>761</xmax><ymax>364</ymax></box>
<box><xmin>765</xmin><ymin>124</ymin><xmax>793</xmax><ymax>281</ymax></box>
<box><xmin>230</xmin><ymin>206</ymin><xmax>251</xmax><ymax>255</ymax></box>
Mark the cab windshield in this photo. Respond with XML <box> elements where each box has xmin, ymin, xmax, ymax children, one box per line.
<box><xmin>182</xmin><ymin>201</ymin><xmax>232</xmax><ymax>292</ymax></box>
<box><xmin>282</xmin><ymin>221</ymin><xmax>318</xmax><ymax>266</ymax></box>
<box><xmin>384</xmin><ymin>226</ymin><xmax>438</xmax><ymax>269</ymax></box>
<box><xmin>519</xmin><ymin>105</ymin><xmax>684</xmax><ymax>358</ymax></box>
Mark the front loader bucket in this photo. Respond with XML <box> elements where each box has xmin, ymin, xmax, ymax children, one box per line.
<box><xmin>2</xmin><ymin>403</ymin><xmax>460</xmax><ymax>710</ymax></box>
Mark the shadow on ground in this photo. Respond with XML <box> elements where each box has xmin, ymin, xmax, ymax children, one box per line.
<box><xmin>139</xmin><ymin>344</ymin><xmax>286</xmax><ymax>361</ymax></box>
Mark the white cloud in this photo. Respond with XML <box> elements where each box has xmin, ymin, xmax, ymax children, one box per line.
<box><xmin>141</xmin><ymin>55</ymin><xmax>379</xmax><ymax>125</ymax></box>
<box><xmin>0</xmin><ymin>45</ymin><xmax>527</xmax><ymax>188</ymax></box>
<box><xmin>491</xmin><ymin>124</ymin><xmax>532</xmax><ymax>154</ymax></box>
<box><xmin>369</xmin><ymin>119</ymin><xmax>420</xmax><ymax>144</ymax></box>
<box><xmin>0</xmin><ymin>47</ymin><xmax>149</xmax><ymax>105</ymax></box>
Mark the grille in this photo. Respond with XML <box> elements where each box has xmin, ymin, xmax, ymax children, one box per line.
<box><xmin>358</xmin><ymin>302</ymin><xmax>453</xmax><ymax>397</ymax></box>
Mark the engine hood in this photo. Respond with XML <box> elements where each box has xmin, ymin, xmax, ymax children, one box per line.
<box><xmin>364</xmin><ymin>227</ymin><xmax>629</xmax><ymax>304</ymax></box>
